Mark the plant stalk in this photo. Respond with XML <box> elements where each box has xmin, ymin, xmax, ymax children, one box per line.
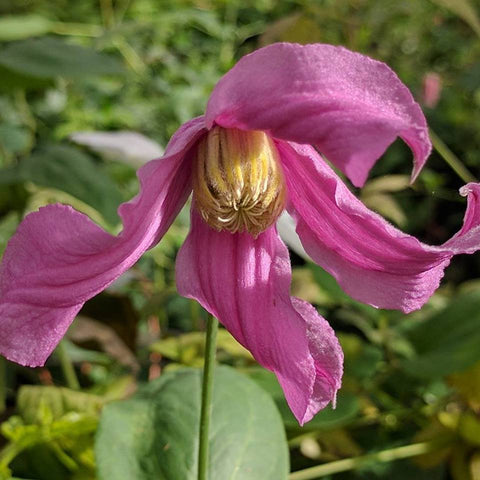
<box><xmin>289</xmin><ymin>439</ymin><xmax>447</xmax><ymax>480</ymax></box>
<box><xmin>99</xmin><ymin>0</ymin><xmax>115</xmax><ymax>28</ymax></box>
<box><xmin>198</xmin><ymin>314</ymin><xmax>219</xmax><ymax>480</ymax></box>
<box><xmin>430</xmin><ymin>129</ymin><xmax>477</xmax><ymax>184</ymax></box>
<box><xmin>56</xmin><ymin>341</ymin><xmax>80</xmax><ymax>390</ymax></box>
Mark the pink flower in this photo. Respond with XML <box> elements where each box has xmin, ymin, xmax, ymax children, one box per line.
<box><xmin>2</xmin><ymin>43</ymin><xmax>480</xmax><ymax>425</ymax></box>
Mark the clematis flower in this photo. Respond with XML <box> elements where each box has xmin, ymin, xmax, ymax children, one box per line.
<box><xmin>2</xmin><ymin>43</ymin><xmax>480</xmax><ymax>425</ymax></box>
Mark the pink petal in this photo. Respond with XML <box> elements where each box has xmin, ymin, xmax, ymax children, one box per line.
<box><xmin>279</xmin><ymin>140</ymin><xmax>480</xmax><ymax>313</ymax></box>
<box><xmin>176</xmin><ymin>209</ymin><xmax>343</xmax><ymax>425</ymax></box>
<box><xmin>0</xmin><ymin>117</ymin><xmax>206</xmax><ymax>367</ymax></box>
<box><xmin>206</xmin><ymin>42</ymin><xmax>431</xmax><ymax>187</ymax></box>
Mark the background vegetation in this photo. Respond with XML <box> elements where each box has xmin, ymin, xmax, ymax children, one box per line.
<box><xmin>1</xmin><ymin>0</ymin><xmax>480</xmax><ymax>478</ymax></box>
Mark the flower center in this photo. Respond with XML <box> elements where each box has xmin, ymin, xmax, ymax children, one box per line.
<box><xmin>193</xmin><ymin>126</ymin><xmax>286</xmax><ymax>237</ymax></box>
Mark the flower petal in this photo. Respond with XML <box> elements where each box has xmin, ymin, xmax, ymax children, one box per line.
<box><xmin>279</xmin><ymin>140</ymin><xmax>480</xmax><ymax>313</ymax></box>
<box><xmin>176</xmin><ymin>209</ymin><xmax>343</xmax><ymax>424</ymax></box>
<box><xmin>0</xmin><ymin>117</ymin><xmax>206</xmax><ymax>367</ymax></box>
<box><xmin>206</xmin><ymin>42</ymin><xmax>430</xmax><ymax>187</ymax></box>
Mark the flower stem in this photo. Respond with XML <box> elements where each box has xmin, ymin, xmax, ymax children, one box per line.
<box><xmin>0</xmin><ymin>357</ymin><xmax>6</xmax><ymax>415</ymax></box>
<box><xmin>56</xmin><ymin>341</ymin><xmax>80</xmax><ymax>390</ymax></box>
<box><xmin>430</xmin><ymin>129</ymin><xmax>477</xmax><ymax>184</ymax></box>
<box><xmin>289</xmin><ymin>439</ymin><xmax>448</xmax><ymax>480</ymax></box>
<box><xmin>198</xmin><ymin>314</ymin><xmax>219</xmax><ymax>480</ymax></box>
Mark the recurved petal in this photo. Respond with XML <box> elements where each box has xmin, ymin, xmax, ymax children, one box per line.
<box><xmin>0</xmin><ymin>116</ymin><xmax>206</xmax><ymax>367</ymax></box>
<box><xmin>279</xmin><ymin>140</ymin><xmax>480</xmax><ymax>313</ymax></box>
<box><xmin>206</xmin><ymin>42</ymin><xmax>430</xmax><ymax>187</ymax></box>
<box><xmin>176</xmin><ymin>209</ymin><xmax>343</xmax><ymax>424</ymax></box>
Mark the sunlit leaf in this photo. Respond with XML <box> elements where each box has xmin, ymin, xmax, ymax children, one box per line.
<box><xmin>17</xmin><ymin>386</ymin><xmax>103</xmax><ymax>424</ymax></box>
<box><xmin>362</xmin><ymin>175</ymin><xmax>411</xmax><ymax>194</ymax></box>
<box><xmin>0</xmin><ymin>15</ymin><xmax>52</xmax><ymax>41</ymax></box>
<box><xmin>458</xmin><ymin>412</ymin><xmax>480</xmax><ymax>447</ymax></box>
<box><xmin>362</xmin><ymin>193</ymin><xmax>407</xmax><ymax>226</ymax></box>
<box><xmin>150</xmin><ymin>329</ymin><xmax>252</xmax><ymax>366</ymax></box>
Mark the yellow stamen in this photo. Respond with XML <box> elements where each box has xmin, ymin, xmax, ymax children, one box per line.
<box><xmin>193</xmin><ymin>126</ymin><xmax>286</xmax><ymax>237</ymax></box>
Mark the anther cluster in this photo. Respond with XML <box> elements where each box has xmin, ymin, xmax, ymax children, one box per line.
<box><xmin>193</xmin><ymin>126</ymin><xmax>286</xmax><ymax>236</ymax></box>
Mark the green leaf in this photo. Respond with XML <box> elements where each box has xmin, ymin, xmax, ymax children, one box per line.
<box><xmin>96</xmin><ymin>366</ymin><xmax>289</xmax><ymax>480</ymax></box>
<box><xmin>0</xmin><ymin>37</ymin><xmax>124</xmax><ymax>79</ymax></box>
<box><xmin>0</xmin><ymin>124</ymin><xmax>32</xmax><ymax>156</ymax></box>
<box><xmin>1</xmin><ymin>412</ymin><xmax>97</xmax><ymax>479</ymax></box>
<box><xmin>17</xmin><ymin>386</ymin><xmax>104</xmax><ymax>424</ymax></box>
<box><xmin>0</xmin><ymin>15</ymin><xmax>52</xmax><ymax>42</ymax></box>
<box><xmin>0</xmin><ymin>145</ymin><xmax>123</xmax><ymax>224</ymax></box>
<box><xmin>401</xmin><ymin>291</ymin><xmax>480</xmax><ymax>378</ymax></box>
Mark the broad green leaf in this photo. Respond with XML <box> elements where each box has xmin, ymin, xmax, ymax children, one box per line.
<box><xmin>96</xmin><ymin>366</ymin><xmax>289</xmax><ymax>480</ymax></box>
<box><xmin>0</xmin><ymin>145</ymin><xmax>123</xmax><ymax>224</ymax></box>
<box><xmin>17</xmin><ymin>386</ymin><xmax>103</xmax><ymax>424</ymax></box>
<box><xmin>0</xmin><ymin>37</ymin><xmax>124</xmax><ymax>79</ymax></box>
<box><xmin>247</xmin><ymin>367</ymin><xmax>360</xmax><ymax>430</ymax></box>
<box><xmin>0</xmin><ymin>15</ymin><xmax>52</xmax><ymax>41</ymax></box>
<box><xmin>401</xmin><ymin>291</ymin><xmax>480</xmax><ymax>378</ymax></box>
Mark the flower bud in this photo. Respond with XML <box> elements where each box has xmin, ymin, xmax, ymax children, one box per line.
<box><xmin>193</xmin><ymin>127</ymin><xmax>286</xmax><ymax>236</ymax></box>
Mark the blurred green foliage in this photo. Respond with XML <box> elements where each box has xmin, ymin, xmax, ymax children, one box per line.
<box><xmin>1</xmin><ymin>0</ymin><xmax>480</xmax><ymax>479</ymax></box>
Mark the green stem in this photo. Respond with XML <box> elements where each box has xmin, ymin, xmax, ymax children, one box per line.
<box><xmin>116</xmin><ymin>0</ymin><xmax>133</xmax><ymax>23</ymax></box>
<box><xmin>99</xmin><ymin>0</ymin><xmax>115</xmax><ymax>28</ymax></box>
<box><xmin>112</xmin><ymin>37</ymin><xmax>146</xmax><ymax>75</ymax></box>
<box><xmin>289</xmin><ymin>439</ymin><xmax>447</xmax><ymax>480</ymax></box>
<box><xmin>56</xmin><ymin>341</ymin><xmax>80</xmax><ymax>390</ymax></box>
<box><xmin>430</xmin><ymin>129</ymin><xmax>477</xmax><ymax>184</ymax></box>
<box><xmin>190</xmin><ymin>299</ymin><xmax>202</xmax><ymax>331</ymax></box>
<box><xmin>0</xmin><ymin>357</ymin><xmax>6</xmax><ymax>415</ymax></box>
<box><xmin>198</xmin><ymin>314</ymin><xmax>219</xmax><ymax>480</ymax></box>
